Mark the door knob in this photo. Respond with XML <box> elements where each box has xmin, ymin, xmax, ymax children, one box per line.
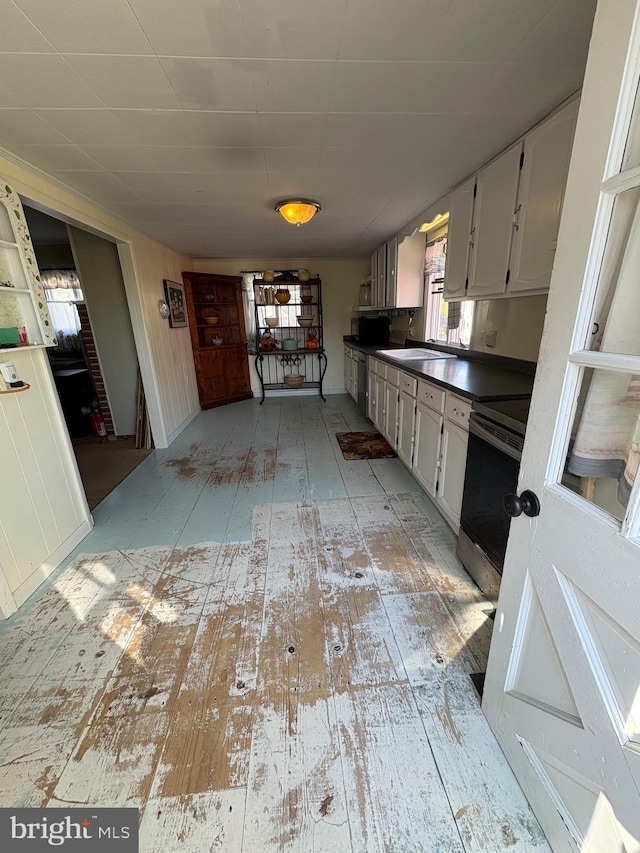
<box><xmin>503</xmin><ymin>490</ymin><xmax>540</xmax><ymax>518</ymax></box>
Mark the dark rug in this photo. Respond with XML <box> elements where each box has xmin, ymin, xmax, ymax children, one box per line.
<box><xmin>73</xmin><ymin>437</ymin><xmax>152</xmax><ymax>509</ymax></box>
<box><xmin>335</xmin><ymin>431</ymin><xmax>397</xmax><ymax>461</ymax></box>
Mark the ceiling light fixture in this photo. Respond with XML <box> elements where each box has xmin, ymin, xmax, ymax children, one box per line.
<box><xmin>275</xmin><ymin>199</ymin><xmax>321</xmax><ymax>226</ymax></box>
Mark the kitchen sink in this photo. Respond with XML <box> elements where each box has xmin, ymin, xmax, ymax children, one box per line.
<box><xmin>375</xmin><ymin>348</ymin><xmax>457</xmax><ymax>361</ymax></box>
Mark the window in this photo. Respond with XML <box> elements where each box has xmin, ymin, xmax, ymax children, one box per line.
<box><xmin>241</xmin><ymin>271</ymin><xmax>261</xmax><ymax>342</ymax></box>
<box><xmin>422</xmin><ymin>234</ymin><xmax>473</xmax><ymax>347</ymax></box>
<box><xmin>41</xmin><ymin>269</ymin><xmax>83</xmax><ymax>337</ymax></box>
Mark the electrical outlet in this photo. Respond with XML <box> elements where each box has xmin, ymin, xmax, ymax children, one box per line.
<box><xmin>486</xmin><ymin>330</ymin><xmax>498</xmax><ymax>348</ymax></box>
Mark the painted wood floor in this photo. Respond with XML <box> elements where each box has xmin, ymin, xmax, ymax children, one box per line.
<box><xmin>0</xmin><ymin>394</ymin><xmax>550</xmax><ymax>852</ymax></box>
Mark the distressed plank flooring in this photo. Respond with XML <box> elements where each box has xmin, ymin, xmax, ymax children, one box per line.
<box><xmin>0</xmin><ymin>395</ymin><xmax>549</xmax><ymax>852</ymax></box>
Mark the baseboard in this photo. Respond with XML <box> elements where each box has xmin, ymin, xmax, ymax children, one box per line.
<box><xmin>165</xmin><ymin>409</ymin><xmax>200</xmax><ymax>446</ymax></box>
<box><xmin>9</xmin><ymin>519</ymin><xmax>94</xmax><ymax>616</ymax></box>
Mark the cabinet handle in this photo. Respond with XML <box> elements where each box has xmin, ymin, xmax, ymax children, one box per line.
<box><xmin>513</xmin><ymin>202</ymin><xmax>522</xmax><ymax>232</ymax></box>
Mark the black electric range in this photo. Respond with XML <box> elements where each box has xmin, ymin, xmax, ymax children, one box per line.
<box><xmin>472</xmin><ymin>397</ymin><xmax>531</xmax><ymax>436</ymax></box>
<box><xmin>457</xmin><ymin>396</ymin><xmax>532</xmax><ymax>600</ymax></box>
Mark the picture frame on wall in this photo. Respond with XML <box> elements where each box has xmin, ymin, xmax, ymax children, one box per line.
<box><xmin>163</xmin><ymin>279</ymin><xmax>187</xmax><ymax>328</ymax></box>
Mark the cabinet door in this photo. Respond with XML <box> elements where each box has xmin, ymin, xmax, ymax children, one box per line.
<box><xmin>367</xmin><ymin>369</ymin><xmax>376</xmax><ymax>421</ymax></box>
<box><xmin>467</xmin><ymin>143</ymin><xmax>522</xmax><ymax>298</ymax></box>
<box><xmin>344</xmin><ymin>347</ymin><xmax>351</xmax><ymax>392</ymax></box>
<box><xmin>397</xmin><ymin>389</ymin><xmax>416</xmax><ymax>467</ymax></box>
<box><xmin>437</xmin><ymin>418</ymin><xmax>469</xmax><ymax>531</ymax></box>
<box><xmin>350</xmin><ymin>356</ymin><xmax>359</xmax><ymax>402</ymax></box>
<box><xmin>195</xmin><ymin>346</ymin><xmax>251</xmax><ymax>408</ymax></box>
<box><xmin>373</xmin><ymin>373</ymin><xmax>386</xmax><ymax>434</ymax></box>
<box><xmin>370</xmin><ymin>250</ymin><xmax>378</xmax><ymax>300</ymax></box>
<box><xmin>396</xmin><ymin>230</ymin><xmax>426</xmax><ymax>308</ymax></box>
<box><xmin>385</xmin><ymin>236</ymin><xmax>398</xmax><ymax>306</ymax></box>
<box><xmin>384</xmin><ymin>380</ymin><xmax>398</xmax><ymax>448</ymax></box>
<box><xmin>412</xmin><ymin>401</ymin><xmax>443</xmax><ymax>497</ymax></box>
<box><xmin>374</xmin><ymin>243</ymin><xmax>387</xmax><ymax>307</ymax></box>
<box><xmin>508</xmin><ymin>98</ymin><xmax>579</xmax><ymax>294</ymax></box>
<box><xmin>443</xmin><ymin>176</ymin><xmax>475</xmax><ymax>300</ymax></box>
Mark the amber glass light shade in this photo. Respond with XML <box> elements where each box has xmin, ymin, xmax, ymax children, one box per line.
<box><xmin>275</xmin><ymin>200</ymin><xmax>321</xmax><ymax>226</ymax></box>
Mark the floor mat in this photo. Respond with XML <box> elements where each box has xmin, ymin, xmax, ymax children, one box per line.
<box><xmin>73</xmin><ymin>437</ymin><xmax>152</xmax><ymax>509</ymax></box>
<box><xmin>335</xmin><ymin>431</ymin><xmax>397</xmax><ymax>460</ymax></box>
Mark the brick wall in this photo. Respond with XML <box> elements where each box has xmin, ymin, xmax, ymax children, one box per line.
<box><xmin>76</xmin><ymin>302</ymin><xmax>115</xmax><ymax>436</ymax></box>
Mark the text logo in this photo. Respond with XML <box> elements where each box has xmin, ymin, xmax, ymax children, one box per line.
<box><xmin>0</xmin><ymin>809</ymin><xmax>138</xmax><ymax>850</ymax></box>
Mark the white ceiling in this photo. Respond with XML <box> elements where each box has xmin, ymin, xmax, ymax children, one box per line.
<box><xmin>0</xmin><ymin>0</ymin><xmax>596</xmax><ymax>259</ymax></box>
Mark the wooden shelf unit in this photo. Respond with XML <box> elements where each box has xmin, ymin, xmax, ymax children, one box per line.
<box><xmin>183</xmin><ymin>272</ymin><xmax>252</xmax><ymax>409</ymax></box>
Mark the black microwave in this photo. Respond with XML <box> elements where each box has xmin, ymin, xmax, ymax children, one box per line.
<box><xmin>352</xmin><ymin>315</ymin><xmax>391</xmax><ymax>346</ymax></box>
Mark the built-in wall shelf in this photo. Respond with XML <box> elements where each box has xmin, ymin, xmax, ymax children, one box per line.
<box><xmin>0</xmin><ymin>184</ymin><xmax>55</xmax><ymax>349</ymax></box>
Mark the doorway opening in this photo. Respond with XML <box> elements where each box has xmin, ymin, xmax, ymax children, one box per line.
<box><xmin>23</xmin><ymin>206</ymin><xmax>152</xmax><ymax>509</ymax></box>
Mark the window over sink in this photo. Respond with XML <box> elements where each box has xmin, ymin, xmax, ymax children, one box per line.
<box><xmin>422</xmin><ymin>229</ymin><xmax>474</xmax><ymax>347</ymax></box>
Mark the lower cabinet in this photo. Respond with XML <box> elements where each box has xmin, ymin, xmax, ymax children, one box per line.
<box><xmin>397</xmin><ymin>388</ymin><xmax>416</xmax><ymax>466</ymax></box>
<box><xmin>373</xmin><ymin>371</ymin><xmax>386</xmax><ymax>436</ymax></box>
<box><xmin>368</xmin><ymin>356</ymin><xmax>399</xmax><ymax>450</ymax></box>
<box><xmin>343</xmin><ymin>345</ymin><xmax>358</xmax><ymax>403</ymax></box>
<box><xmin>437</xmin><ymin>394</ymin><xmax>471</xmax><ymax>530</ymax></box>
<box><xmin>384</xmin><ymin>367</ymin><xmax>400</xmax><ymax>448</ymax></box>
<box><xmin>390</xmin><ymin>367</ymin><xmax>472</xmax><ymax>531</ymax></box>
<box><xmin>367</xmin><ymin>369</ymin><xmax>376</xmax><ymax>422</ymax></box>
<box><xmin>344</xmin><ymin>346</ymin><xmax>351</xmax><ymax>394</ymax></box>
<box><xmin>413</xmin><ymin>401</ymin><xmax>443</xmax><ymax>497</ymax></box>
<box><xmin>397</xmin><ymin>372</ymin><xmax>417</xmax><ymax>466</ymax></box>
<box><xmin>364</xmin><ymin>360</ymin><xmax>472</xmax><ymax>533</ymax></box>
<box><xmin>195</xmin><ymin>347</ymin><xmax>253</xmax><ymax>409</ymax></box>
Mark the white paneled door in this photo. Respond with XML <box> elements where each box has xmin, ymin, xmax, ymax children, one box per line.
<box><xmin>483</xmin><ymin>2</ymin><xmax>640</xmax><ymax>851</ymax></box>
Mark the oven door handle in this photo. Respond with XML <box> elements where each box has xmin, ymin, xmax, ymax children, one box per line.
<box><xmin>469</xmin><ymin>418</ymin><xmax>522</xmax><ymax>461</ymax></box>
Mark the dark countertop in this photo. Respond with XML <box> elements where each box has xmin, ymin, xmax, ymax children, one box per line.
<box><xmin>343</xmin><ymin>337</ymin><xmax>534</xmax><ymax>401</ymax></box>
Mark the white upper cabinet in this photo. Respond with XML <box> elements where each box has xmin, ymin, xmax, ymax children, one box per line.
<box><xmin>369</xmin><ymin>231</ymin><xmax>425</xmax><ymax>308</ymax></box>
<box><xmin>443</xmin><ymin>97</ymin><xmax>579</xmax><ymax>301</ymax></box>
<box><xmin>385</xmin><ymin>236</ymin><xmax>397</xmax><ymax>305</ymax></box>
<box><xmin>374</xmin><ymin>242</ymin><xmax>387</xmax><ymax>307</ymax></box>
<box><xmin>467</xmin><ymin>142</ymin><xmax>523</xmax><ymax>298</ymax></box>
<box><xmin>508</xmin><ymin>97</ymin><xmax>579</xmax><ymax>294</ymax></box>
<box><xmin>443</xmin><ymin>176</ymin><xmax>475</xmax><ymax>300</ymax></box>
<box><xmin>370</xmin><ymin>250</ymin><xmax>378</xmax><ymax>303</ymax></box>
<box><xmin>395</xmin><ymin>230</ymin><xmax>425</xmax><ymax>308</ymax></box>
